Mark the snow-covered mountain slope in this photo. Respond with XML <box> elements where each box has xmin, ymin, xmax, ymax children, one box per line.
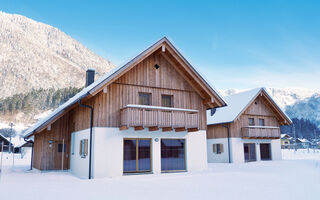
<box><xmin>0</xmin><ymin>11</ymin><xmax>115</xmax><ymax>98</ymax></box>
<box><xmin>285</xmin><ymin>94</ymin><xmax>320</xmax><ymax>127</ymax></box>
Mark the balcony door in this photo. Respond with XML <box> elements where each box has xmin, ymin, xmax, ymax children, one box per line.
<box><xmin>260</xmin><ymin>143</ymin><xmax>271</xmax><ymax>160</ymax></box>
<box><xmin>123</xmin><ymin>139</ymin><xmax>151</xmax><ymax>173</ymax></box>
<box><xmin>244</xmin><ymin>143</ymin><xmax>256</xmax><ymax>162</ymax></box>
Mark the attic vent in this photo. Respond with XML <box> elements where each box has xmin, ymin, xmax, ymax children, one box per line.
<box><xmin>154</xmin><ymin>64</ymin><xmax>160</xmax><ymax>69</ymax></box>
<box><xmin>255</xmin><ymin>102</ymin><xmax>258</xmax><ymax>105</ymax></box>
<box><xmin>210</xmin><ymin>108</ymin><xmax>216</xmax><ymax>116</ymax></box>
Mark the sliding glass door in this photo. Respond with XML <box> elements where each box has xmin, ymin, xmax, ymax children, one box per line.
<box><xmin>123</xmin><ymin>139</ymin><xmax>151</xmax><ymax>173</ymax></box>
<box><xmin>161</xmin><ymin>139</ymin><xmax>186</xmax><ymax>171</ymax></box>
<box><xmin>260</xmin><ymin>143</ymin><xmax>271</xmax><ymax>160</ymax></box>
<box><xmin>244</xmin><ymin>143</ymin><xmax>256</xmax><ymax>162</ymax></box>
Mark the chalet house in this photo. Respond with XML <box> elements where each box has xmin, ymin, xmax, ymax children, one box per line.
<box><xmin>206</xmin><ymin>88</ymin><xmax>292</xmax><ymax>163</ymax></box>
<box><xmin>281</xmin><ymin>134</ymin><xmax>293</xmax><ymax>149</ymax></box>
<box><xmin>295</xmin><ymin>138</ymin><xmax>311</xmax><ymax>149</ymax></box>
<box><xmin>24</xmin><ymin>37</ymin><xmax>226</xmax><ymax>179</ymax></box>
<box><xmin>0</xmin><ymin>133</ymin><xmax>13</xmax><ymax>152</ymax></box>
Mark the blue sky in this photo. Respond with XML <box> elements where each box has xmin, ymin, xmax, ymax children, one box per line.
<box><xmin>1</xmin><ymin>0</ymin><xmax>320</xmax><ymax>90</ymax></box>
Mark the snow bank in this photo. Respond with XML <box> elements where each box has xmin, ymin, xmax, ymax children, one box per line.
<box><xmin>0</xmin><ymin>149</ymin><xmax>319</xmax><ymax>200</ymax></box>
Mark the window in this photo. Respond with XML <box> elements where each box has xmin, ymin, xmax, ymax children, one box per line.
<box><xmin>123</xmin><ymin>139</ymin><xmax>151</xmax><ymax>173</ymax></box>
<box><xmin>79</xmin><ymin>139</ymin><xmax>88</xmax><ymax>158</ymax></box>
<box><xmin>161</xmin><ymin>139</ymin><xmax>186</xmax><ymax>171</ymax></box>
<box><xmin>259</xmin><ymin>119</ymin><xmax>265</xmax><ymax>126</ymax></box>
<box><xmin>213</xmin><ymin>144</ymin><xmax>224</xmax><ymax>154</ymax></box>
<box><xmin>139</xmin><ymin>92</ymin><xmax>151</xmax><ymax>105</ymax></box>
<box><xmin>161</xmin><ymin>95</ymin><xmax>173</xmax><ymax>107</ymax></box>
<box><xmin>58</xmin><ymin>144</ymin><xmax>66</xmax><ymax>153</ymax></box>
<box><xmin>248</xmin><ymin>118</ymin><xmax>255</xmax><ymax>126</ymax></box>
<box><xmin>244</xmin><ymin>143</ymin><xmax>256</xmax><ymax>162</ymax></box>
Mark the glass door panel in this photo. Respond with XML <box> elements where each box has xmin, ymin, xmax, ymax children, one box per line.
<box><xmin>260</xmin><ymin>143</ymin><xmax>271</xmax><ymax>160</ymax></box>
<box><xmin>138</xmin><ymin>140</ymin><xmax>151</xmax><ymax>171</ymax></box>
<box><xmin>124</xmin><ymin>139</ymin><xmax>137</xmax><ymax>172</ymax></box>
<box><xmin>244</xmin><ymin>143</ymin><xmax>256</xmax><ymax>162</ymax></box>
<box><xmin>124</xmin><ymin>139</ymin><xmax>151</xmax><ymax>173</ymax></box>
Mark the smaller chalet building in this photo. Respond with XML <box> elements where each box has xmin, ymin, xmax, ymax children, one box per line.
<box><xmin>0</xmin><ymin>133</ymin><xmax>13</xmax><ymax>152</ymax></box>
<box><xmin>207</xmin><ymin>88</ymin><xmax>292</xmax><ymax>163</ymax></box>
<box><xmin>24</xmin><ymin>37</ymin><xmax>226</xmax><ymax>179</ymax></box>
<box><xmin>281</xmin><ymin>134</ymin><xmax>293</xmax><ymax>149</ymax></box>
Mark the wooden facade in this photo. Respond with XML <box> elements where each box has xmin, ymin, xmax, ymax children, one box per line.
<box><xmin>207</xmin><ymin>94</ymin><xmax>285</xmax><ymax>139</ymax></box>
<box><xmin>31</xmin><ymin>38</ymin><xmax>222</xmax><ymax>170</ymax></box>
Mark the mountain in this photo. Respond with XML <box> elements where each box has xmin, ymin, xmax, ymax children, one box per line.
<box><xmin>285</xmin><ymin>94</ymin><xmax>320</xmax><ymax>128</ymax></box>
<box><xmin>0</xmin><ymin>11</ymin><xmax>115</xmax><ymax>98</ymax></box>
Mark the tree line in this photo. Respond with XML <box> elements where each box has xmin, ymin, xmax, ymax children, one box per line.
<box><xmin>0</xmin><ymin>87</ymin><xmax>83</xmax><ymax>114</ymax></box>
<box><xmin>281</xmin><ymin>118</ymin><xmax>320</xmax><ymax>140</ymax></box>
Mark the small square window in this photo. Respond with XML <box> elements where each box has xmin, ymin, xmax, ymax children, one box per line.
<box><xmin>79</xmin><ymin>139</ymin><xmax>88</xmax><ymax>158</ymax></box>
<box><xmin>259</xmin><ymin>119</ymin><xmax>265</xmax><ymax>126</ymax></box>
<box><xmin>161</xmin><ymin>95</ymin><xmax>173</xmax><ymax>107</ymax></box>
<box><xmin>139</xmin><ymin>92</ymin><xmax>151</xmax><ymax>105</ymax></box>
<box><xmin>248</xmin><ymin>118</ymin><xmax>255</xmax><ymax>126</ymax></box>
<box><xmin>213</xmin><ymin>144</ymin><xmax>223</xmax><ymax>154</ymax></box>
<box><xmin>58</xmin><ymin>144</ymin><xmax>67</xmax><ymax>153</ymax></box>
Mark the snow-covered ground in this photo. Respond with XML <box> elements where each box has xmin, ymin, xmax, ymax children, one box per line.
<box><xmin>0</xmin><ymin>149</ymin><xmax>319</xmax><ymax>200</ymax></box>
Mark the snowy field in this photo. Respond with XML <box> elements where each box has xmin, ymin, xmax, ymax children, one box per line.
<box><xmin>0</xmin><ymin>149</ymin><xmax>319</xmax><ymax>200</ymax></box>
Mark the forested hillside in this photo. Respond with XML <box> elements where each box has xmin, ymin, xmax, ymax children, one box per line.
<box><xmin>281</xmin><ymin>118</ymin><xmax>320</xmax><ymax>140</ymax></box>
<box><xmin>0</xmin><ymin>87</ymin><xmax>82</xmax><ymax>115</ymax></box>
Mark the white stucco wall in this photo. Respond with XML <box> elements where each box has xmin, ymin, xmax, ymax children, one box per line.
<box><xmin>271</xmin><ymin>139</ymin><xmax>282</xmax><ymax>161</ymax></box>
<box><xmin>207</xmin><ymin>138</ymin><xmax>230</xmax><ymax>163</ymax></box>
<box><xmin>70</xmin><ymin>127</ymin><xmax>208</xmax><ymax>179</ymax></box>
<box><xmin>207</xmin><ymin>138</ymin><xmax>282</xmax><ymax>163</ymax></box>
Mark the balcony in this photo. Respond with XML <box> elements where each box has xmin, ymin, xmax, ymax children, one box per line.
<box><xmin>120</xmin><ymin>104</ymin><xmax>199</xmax><ymax>132</ymax></box>
<box><xmin>241</xmin><ymin>126</ymin><xmax>281</xmax><ymax>139</ymax></box>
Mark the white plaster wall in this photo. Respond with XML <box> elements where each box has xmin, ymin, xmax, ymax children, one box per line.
<box><xmin>229</xmin><ymin>138</ymin><xmax>245</xmax><ymax>163</ymax></box>
<box><xmin>186</xmin><ymin>130</ymin><xmax>208</xmax><ymax>171</ymax></box>
<box><xmin>70</xmin><ymin>129</ymin><xmax>90</xmax><ymax>179</ymax></box>
<box><xmin>71</xmin><ymin>127</ymin><xmax>208</xmax><ymax>179</ymax></box>
<box><xmin>207</xmin><ymin>138</ymin><xmax>230</xmax><ymax>163</ymax></box>
<box><xmin>271</xmin><ymin>139</ymin><xmax>282</xmax><ymax>161</ymax></box>
<box><xmin>229</xmin><ymin>138</ymin><xmax>282</xmax><ymax>163</ymax></box>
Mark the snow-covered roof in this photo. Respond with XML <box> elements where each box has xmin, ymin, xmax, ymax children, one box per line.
<box><xmin>24</xmin><ymin>37</ymin><xmax>225</xmax><ymax>138</ymax></box>
<box><xmin>207</xmin><ymin>87</ymin><xmax>292</xmax><ymax>125</ymax></box>
<box><xmin>281</xmin><ymin>134</ymin><xmax>292</xmax><ymax>139</ymax></box>
<box><xmin>4</xmin><ymin>136</ymin><xmax>27</xmax><ymax>147</ymax></box>
<box><xmin>0</xmin><ymin>133</ymin><xmax>10</xmax><ymax>143</ymax></box>
<box><xmin>298</xmin><ymin>138</ymin><xmax>310</xmax><ymax>143</ymax></box>
<box><xmin>207</xmin><ymin>88</ymin><xmax>261</xmax><ymax>125</ymax></box>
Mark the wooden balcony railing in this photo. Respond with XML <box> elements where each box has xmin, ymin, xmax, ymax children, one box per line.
<box><xmin>120</xmin><ymin>104</ymin><xmax>199</xmax><ymax>132</ymax></box>
<box><xmin>241</xmin><ymin>126</ymin><xmax>281</xmax><ymax>139</ymax></box>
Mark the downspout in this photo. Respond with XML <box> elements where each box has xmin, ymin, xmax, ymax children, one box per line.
<box><xmin>78</xmin><ymin>99</ymin><xmax>94</xmax><ymax>179</ymax></box>
<box><xmin>222</xmin><ymin>124</ymin><xmax>231</xmax><ymax>163</ymax></box>
<box><xmin>24</xmin><ymin>137</ymin><xmax>34</xmax><ymax>170</ymax></box>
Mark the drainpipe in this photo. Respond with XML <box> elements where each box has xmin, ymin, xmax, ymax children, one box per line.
<box><xmin>24</xmin><ymin>137</ymin><xmax>34</xmax><ymax>170</ymax></box>
<box><xmin>222</xmin><ymin>124</ymin><xmax>231</xmax><ymax>163</ymax></box>
<box><xmin>78</xmin><ymin>99</ymin><xmax>94</xmax><ymax>179</ymax></box>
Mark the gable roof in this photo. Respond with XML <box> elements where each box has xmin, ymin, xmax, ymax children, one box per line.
<box><xmin>207</xmin><ymin>87</ymin><xmax>292</xmax><ymax>126</ymax></box>
<box><xmin>24</xmin><ymin>37</ymin><xmax>226</xmax><ymax>138</ymax></box>
<box><xmin>0</xmin><ymin>133</ymin><xmax>11</xmax><ymax>144</ymax></box>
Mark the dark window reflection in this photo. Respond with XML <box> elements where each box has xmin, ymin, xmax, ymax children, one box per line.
<box><xmin>124</xmin><ymin>140</ymin><xmax>137</xmax><ymax>172</ymax></box>
<box><xmin>161</xmin><ymin>139</ymin><xmax>186</xmax><ymax>171</ymax></box>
